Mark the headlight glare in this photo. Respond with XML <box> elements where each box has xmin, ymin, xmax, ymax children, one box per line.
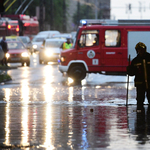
<box><xmin>6</xmin><ymin>53</ymin><xmax>10</xmax><ymax>58</ymax></box>
<box><xmin>33</xmin><ymin>45</ymin><xmax>37</xmax><ymax>49</ymax></box>
<box><xmin>21</xmin><ymin>52</ymin><xmax>29</xmax><ymax>57</ymax></box>
<box><xmin>45</xmin><ymin>50</ymin><xmax>53</xmax><ymax>57</ymax></box>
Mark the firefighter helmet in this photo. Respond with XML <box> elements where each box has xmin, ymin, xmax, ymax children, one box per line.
<box><xmin>135</xmin><ymin>42</ymin><xmax>147</xmax><ymax>51</ymax></box>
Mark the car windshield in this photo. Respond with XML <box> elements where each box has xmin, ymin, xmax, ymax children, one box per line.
<box><xmin>19</xmin><ymin>37</ymin><xmax>29</xmax><ymax>43</ymax></box>
<box><xmin>32</xmin><ymin>37</ymin><xmax>45</xmax><ymax>42</ymax></box>
<box><xmin>52</xmin><ymin>37</ymin><xmax>67</xmax><ymax>40</ymax></box>
<box><xmin>6</xmin><ymin>38</ymin><xmax>19</xmax><ymax>42</ymax></box>
<box><xmin>45</xmin><ymin>41</ymin><xmax>64</xmax><ymax>48</ymax></box>
<box><xmin>8</xmin><ymin>42</ymin><xmax>25</xmax><ymax>50</ymax></box>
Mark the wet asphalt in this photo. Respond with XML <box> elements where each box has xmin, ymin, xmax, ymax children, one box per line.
<box><xmin>0</xmin><ymin>54</ymin><xmax>150</xmax><ymax>149</ymax></box>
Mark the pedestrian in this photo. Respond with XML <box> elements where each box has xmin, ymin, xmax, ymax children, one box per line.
<box><xmin>61</xmin><ymin>37</ymin><xmax>73</xmax><ymax>50</ymax></box>
<box><xmin>1</xmin><ymin>36</ymin><xmax>8</xmax><ymax>66</ymax></box>
<box><xmin>127</xmin><ymin>42</ymin><xmax>150</xmax><ymax>111</ymax></box>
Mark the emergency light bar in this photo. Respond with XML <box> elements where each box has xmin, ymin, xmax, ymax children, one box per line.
<box><xmin>80</xmin><ymin>19</ymin><xmax>150</xmax><ymax>26</ymax></box>
<box><xmin>80</xmin><ymin>19</ymin><xmax>118</xmax><ymax>26</ymax></box>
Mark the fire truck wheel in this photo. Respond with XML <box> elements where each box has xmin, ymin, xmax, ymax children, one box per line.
<box><xmin>68</xmin><ymin>66</ymin><xmax>86</xmax><ymax>81</ymax></box>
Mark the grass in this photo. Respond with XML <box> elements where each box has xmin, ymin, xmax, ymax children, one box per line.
<box><xmin>0</xmin><ymin>73</ymin><xmax>12</xmax><ymax>83</ymax></box>
<box><xmin>0</xmin><ymin>65</ymin><xmax>12</xmax><ymax>83</ymax></box>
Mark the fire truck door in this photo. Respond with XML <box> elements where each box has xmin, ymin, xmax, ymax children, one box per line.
<box><xmin>102</xmin><ymin>30</ymin><xmax>123</xmax><ymax>72</ymax></box>
<box><xmin>77</xmin><ymin>30</ymin><xmax>101</xmax><ymax>71</ymax></box>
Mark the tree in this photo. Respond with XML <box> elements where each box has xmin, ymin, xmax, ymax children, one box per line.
<box><xmin>4</xmin><ymin>0</ymin><xmax>70</xmax><ymax>32</ymax></box>
<box><xmin>73</xmin><ymin>4</ymin><xmax>95</xmax><ymax>29</ymax></box>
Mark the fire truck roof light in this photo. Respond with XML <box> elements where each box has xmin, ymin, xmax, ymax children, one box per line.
<box><xmin>80</xmin><ymin>20</ymin><xmax>87</xmax><ymax>26</ymax></box>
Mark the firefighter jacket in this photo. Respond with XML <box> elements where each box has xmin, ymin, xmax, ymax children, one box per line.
<box><xmin>127</xmin><ymin>52</ymin><xmax>150</xmax><ymax>88</ymax></box>
<box><xmin>62</xmin><ymin>42</ymin><xmax>72</xmax><ymax>50</ymax></box>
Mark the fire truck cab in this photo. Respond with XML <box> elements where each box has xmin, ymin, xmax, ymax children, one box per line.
<box><xmin>59</xmin><ymin>19</ymin><xmax>150</xmax><ymax>82</ymax></box>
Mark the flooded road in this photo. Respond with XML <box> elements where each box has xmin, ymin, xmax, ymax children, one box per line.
<box><xmin>0</xmin><ymin>53</ymin><xmax>150</xmax><ymax>149</ymax></box>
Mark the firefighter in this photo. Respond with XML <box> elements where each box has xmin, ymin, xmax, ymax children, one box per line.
<box><xmin>0</xmin><ymin>36</ymin><xmax>8</xmax><ymax>66</ymax></box>
<box><xmin>61</xmin><ymin>37</ymin><xmax>73</xmax><ymax>50</ymax></box>
<box><xmin>127</xmin><ymin>42</ymin><xmax>150</xmax><ymax>111</ymax></box>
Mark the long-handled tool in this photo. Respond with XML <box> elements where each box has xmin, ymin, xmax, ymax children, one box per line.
<box><xmin>126</xmin><ymin>55</ymin><xmax>131</xmax><ymax>106</ymax></box>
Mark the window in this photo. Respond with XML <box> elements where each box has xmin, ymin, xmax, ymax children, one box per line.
<box><xmin>105</xmin><ymin>30</ymin><xmax>121</xmax><ymax>47</ymax></box>
<box><xmin>79</xmin><ymin>30</ymin><xmax>99</xmax><ymax>47</ymax></box>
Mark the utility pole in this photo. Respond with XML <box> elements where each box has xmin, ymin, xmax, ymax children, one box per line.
<box><xmin>62</xmin><ymin>0</ymin><xmax>66</xmax><ymax>32</ymax></box>
<box><xmin>95</xmin><ymin>0</ymin><xmax>98</xmax><ymax>19</ymax></box>
<box><xmin>49</xmin><ymin>0</ymin><xmax>54</xmax><ymax>30</ymax></box>
<box><xmin>39</xmin><ymin>0</ymin><xmax>45</xmax><ymax>31</ymax></box>
<box><xmin>77</xmin><ymin>0</ymin><xmax>80</xmax><ymax>26</ymax></box>
<box><xmin>86</xmin><ymin>0</ymin><xmax>89</xmax><ymax>18</ymax></box>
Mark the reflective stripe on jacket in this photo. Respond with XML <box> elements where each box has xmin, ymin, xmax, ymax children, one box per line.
<box><xmin>62</xmin><ymin>42</ymin><xmax>72</xmax><ymax>50</ymax></box>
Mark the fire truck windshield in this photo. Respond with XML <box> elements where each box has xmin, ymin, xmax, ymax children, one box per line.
<box><xmin>72</xmin><ymin>28</ymin><xmax>79</xmax><ymax>48</ymax></box>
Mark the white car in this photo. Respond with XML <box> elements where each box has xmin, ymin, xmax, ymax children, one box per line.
<box><xmin>39</xmin><ymin>38</ymin><xmax>66</xmax><ymax>64</ymax></box>
<box><xmin>52</xmin><ymin>33</ymin><xmax>72</xmax><ymax>42</ymax></box>
<box><xmin>32</xmin><ymin>35</ymin><xmax>47</xmax><ymax>52</ymax></box>
<box><xmin>37</xmin><ymin>30</ymin><xmax>60</xmax><ymax>38</ymax></box>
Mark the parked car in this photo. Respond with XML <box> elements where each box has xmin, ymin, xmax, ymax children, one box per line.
<box><xmin>6</xmin><ymin>41</ymin><xmax>30</xmax><ymax>66</ymax></box>
<box><xmin>18</xmin><ymin>36</ymin><xmax>33</xmax><ymax>54</ymax></box>
<box><xmin>39</xmin><ymin>38</ymin><xmax>66</xmax><ymax>64</ymax></box>
<box><xmin>37</xmin><ymin>30</ymin><xmax>60</xmax><ymax>38</ymax></box>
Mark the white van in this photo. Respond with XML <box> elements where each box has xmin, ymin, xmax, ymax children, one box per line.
<box><xmin>37</xmin><ymin>30</ymin><xmax>60</xmax><ymax>38</ymax></box>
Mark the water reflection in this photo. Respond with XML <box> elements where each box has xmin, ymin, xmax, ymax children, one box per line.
<box><xmin>2</xmin><ymin>62</ymin><xmax>150</xmax><ymax>149</ymax></box>
<box><xmin>134</xmin><ymin>105</ymin><xmax>150</xmax><ymax>144</ymax></box>
<box><xmin>4</xmin><ymin>89</ymin><xmax>10</xmax><ymax>146</ymax></box>
<box><xmin>21</xmin><ymin>81</ymin><xmax>29</xmax><ymax>146</ymax></box>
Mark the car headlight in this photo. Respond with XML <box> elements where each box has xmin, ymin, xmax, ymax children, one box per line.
<box><xmin>6</xmin><ymin>53</ymin><xmax>10</xmax><ymax>58</ymax></box>
<box><xmin>33</xmin><ymin>44</ymin><xmax>37</xmax><ymax>49</ymax></box>
<box><xmin>21</xmin><ymin>52</ymin><xmax>29</xmax><ymax>57</ymax></box>
<box><xmin>45</xmin><ymin>50</ymin><xmax>53</xmax><ymax>57</ymax></box>
<box><xmin>60</xmin><ymin>56</ymin><xmax>65</xmax><ymax>62</ymax></box>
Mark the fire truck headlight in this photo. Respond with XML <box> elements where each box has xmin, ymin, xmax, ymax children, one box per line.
<box><xmin>21</xmin><ymin>52</ymin><xmax>29</xmax><ymax>57</ymax></box>
<box><xmin>33</xmin><ymin>44</ymin><xmax>37</xmax><ymax>49</ymax></box>
<box><xmin>60</xmin><ymin>56</ymin><xmax>65</xmax><ymax>62</ymax></box>
<box><xmin>6</xmin><ymin>53</ymin><xmax>10</xmax><ymax>58</ymax></box>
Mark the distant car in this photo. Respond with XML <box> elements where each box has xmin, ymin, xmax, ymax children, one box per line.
<box><xmin>52</xmin><ymin>33</ymin><xmax>73</xmax><ymax>42</ymax></box>
<box><xmin>5</xmin><ymin>36</ymin><xmax>20</xmax><ymax>42</ymax></box>
<box><xmin>18</xmin><ymin>36</ymin><xmax>33</xmax><ymax>53</ymax></box>
<box><xmin>32</xmin><ymin>35</ymin><xmax>47</xmax><ymax>52</ymax></box>
<box><xmin>37</xmin><ymin>30</ymin><xmax>60</xmax><ymax>38</ymax></box>
<box><xmin>6</xmin><ymin>41</ymin><xmax>30</xmax><ymax>66</ymax></box>
<box><xmin>39</xmin><ymin>38</ymin><xmax>66</xmax><ymax>64</ymax></box>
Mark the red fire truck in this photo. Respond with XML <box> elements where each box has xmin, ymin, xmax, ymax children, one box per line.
<box><xmin>0</xmin><ymin>17</ymin><xmax>19</xmax><ymax>36</ymax></box>
<box><xmin>58</xmin><ymin>19</ymin><xmax>150</xmax><ymax>81</ymax></box>
<box><xmin>3</xmin><ymin>14</ymin><xmax>39</xmax><ymax>36</ymax></box>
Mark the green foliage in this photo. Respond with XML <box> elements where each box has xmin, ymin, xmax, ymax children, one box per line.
<box><xmin>0</xmin><ymin>72</ymin><xmax>11</xmax><ymax>83</ymax></box>
<box><xmin>73</xmin><ymin>4</ymin><xmax>95</xmax><ymax>26</ymax></box>
<box><xmin>4</xmin><ymin>0</ymin><xmax>70</xmax><ymax>32</ymax></box>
